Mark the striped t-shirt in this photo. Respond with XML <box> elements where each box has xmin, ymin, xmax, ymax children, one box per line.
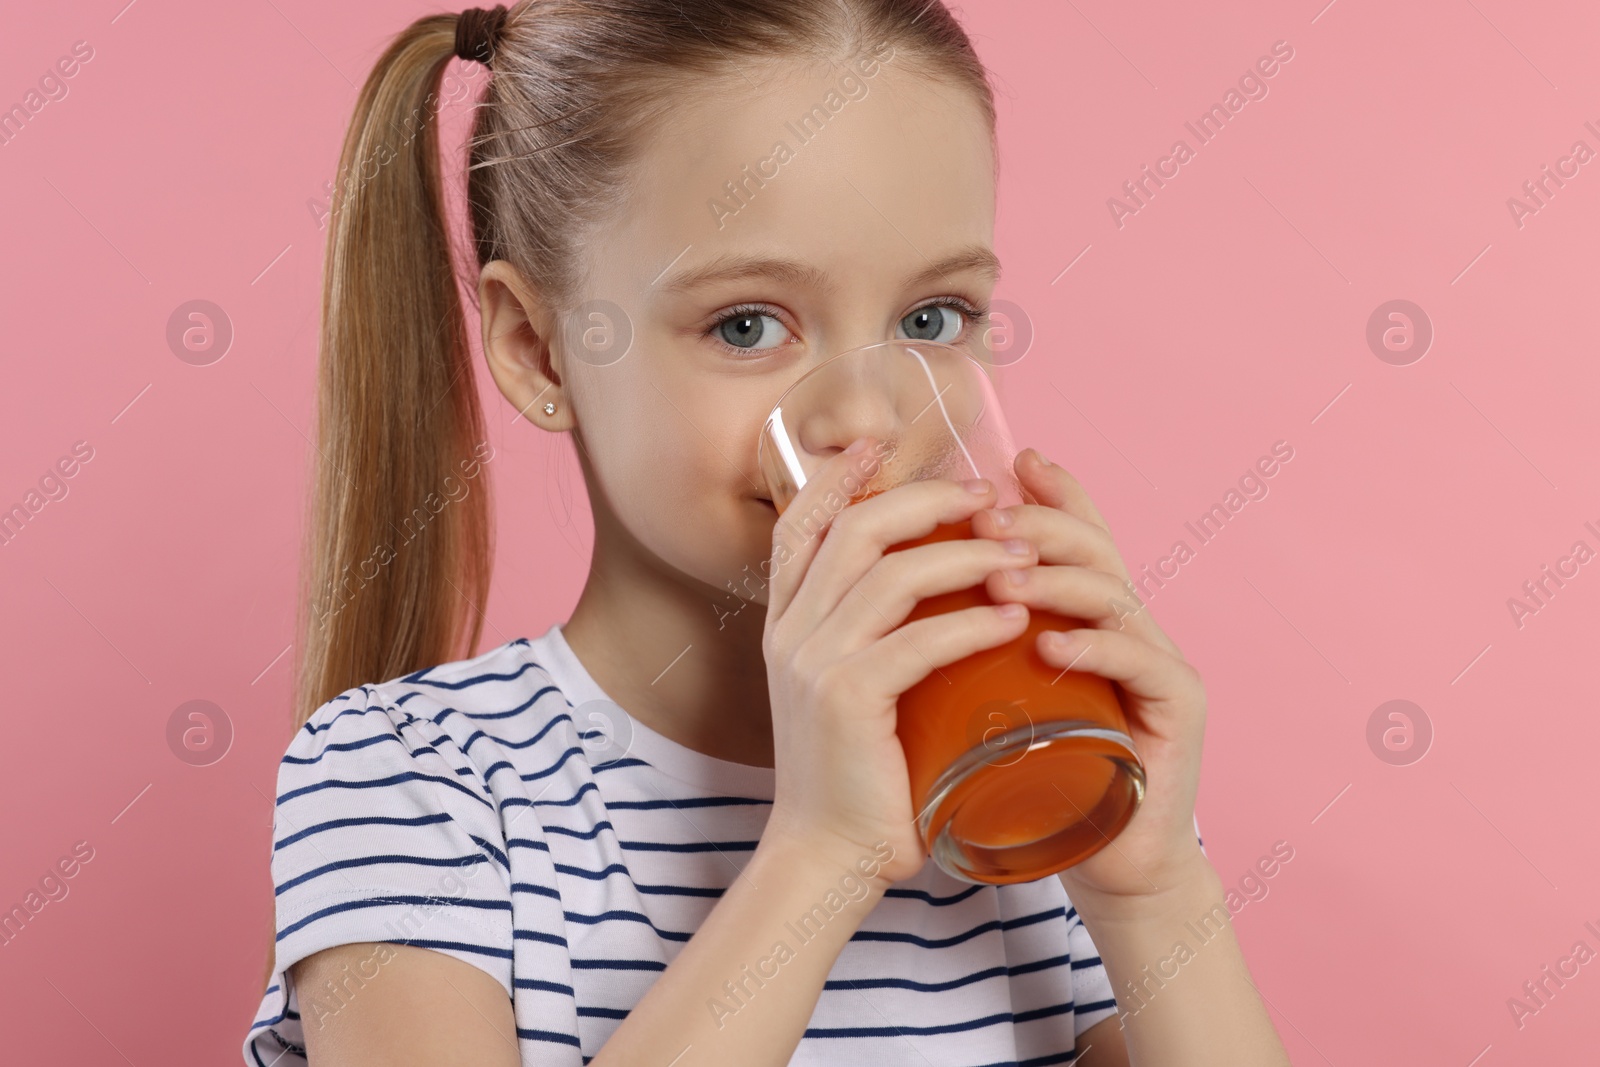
<box><xmin>243</xmin><ymin>623</ymin><xmax>1125</xmax><ymax>1066</ymax></box>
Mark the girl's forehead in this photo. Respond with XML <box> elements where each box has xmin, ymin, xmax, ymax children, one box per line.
<box><xmin>597</xmin><ymin>63</ymin><xmax>996</xmax><ymax>287</ymax></box>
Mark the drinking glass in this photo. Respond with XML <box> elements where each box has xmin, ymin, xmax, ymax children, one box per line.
<box><xmin>757</xmin><ymin>339</ymin><xmax>1145</xmax><ymax>884</ymax></box>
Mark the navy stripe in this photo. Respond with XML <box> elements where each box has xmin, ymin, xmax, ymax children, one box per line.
<box><xmin>804</xmin><ymin>1009</ymin><xmax>1012</xmax><ymax>1039</ymax></box>
<box><xmin>478</xmin><ymin>758</ymin><xmax>517</xmax><ymax>782</ymax></box>
<box><xmin>570</xmin><ymin>957</ymin><xmax>666</xmax><ymax>972</ymax></box>
<box><xmin>506</xmin><ymin>837</ymin><xmax>551</xmax><ymax>853</ymax></box>
<box><xmin>605</xmin><ymin>795</ymin><xmax>770</xmax><ymax>811</ymax></box>
<box><xmin>274</xmin><ymin>813</ymin><xmax>452</xmax><ymax>852</ymax></box>
<box><xmin>820</xmin><ymin>947</ymin><xmax>1071</xmax><ymax>994</ymax></box>
<box><xmin>1010</xmin><ymin>952</ymin><xmax>1074</xmax><ymax>977</ymax></box>
<box><xmin>513</xmin><ymin>928</ymin><xmax>570</xmax><ymax>948</ymax></box>
<box><xmin>1014</xmin><ymin>1001</ymin><xmax>1076</xmax><ymax>1024</ymax></box>
<box><xmin>277</xmin><ymin>895</ymin><xmax>510</xmax><ymax>941</ymax></box>
<box><xmin>563</xmin><ymin>908</ymin><xmax>691</xmax><ymax>942</ymax></box>
<box><xmin>825</xmin><ymin>964</ymin><xmax>1008</xmax><ymax>993</ymax></box>
<box><xmin>429</xmin><ymin>703</ymin><xmax>570</xmax><ymax>753</ymax></box>
<box><xmin>302</xmin><ymin>700</ymin><xmax>391</xmax><ymax>735</ymax></box>
<box><xmin>470</xmin><ymin>834</ymin><xmax>510</xmax><ymax>870</ymax></box>
<box><xmin>1010</xmin><ymin>906</ymin><xmax>1068</xmax><ymax>929</ymax></box>
<box><xmin>278</xmin><ymin>770</ymin><xmax>492</xmax><ymax>810</ymax></box>
<box><xmin>618</xmin><ymin>838</ymin><xmax>759</xmax><ymax>853</ymax></box>
<box><xmin>515</xmin><ymin>1027</ymin><xmax>583</xmax><ymax>1047</ymax></box>
<box><xmin>552</xmin><ymin>861</ymin><xmax>632</xmax><ymax>882</ymax></box>
<box><xmin>576</xmin><ymin>1005</ymin><xmax>630</xmax><ymax>1019</ymax></box>
<box><xmin>456</xmin><ymin>714</ymin><xmax>565</xmax><ymax>753</ymax></box>
<box><xmin>275</xmin><ymin>853</ymin><xmax>496</xmax><ymax>896</ymax></box>
<box><xmin>850</xmin><ymin>924</ymin><xmax>1002</xmax><ymax>949</ymax></box>
<box><xmin>283</xmin><ymin>732</ymin><xmax>396</xmax><ymax>762</ymax></box>
<box><xmin>590</xmin><ymin>757</ymin><xmax>652</xmax><ymax>773</ymax></box>
<box><xmin>635</xmin><ymin>881</ymin><xmax>725</xmax><ymax>898</ymax></box>
<box><xmin>883</xmin><ymin>883</ymin><xmax>987</xmax><ymax>907</ymax></box>
<box><xmin>544</xmin><ymin>820</ymin><xmax>614</xmax><ymax>841</ymax></box>
<box><xmin>404</xmin><ymin>660</ymin><xmax>543</xmax><ymax>689</ymax></box>
<box><xmin>513</xmin><ymin>977</ymin><xmax>574</xmax><ymax>995</ymax></box>
<box><xmin>519</xmin><ymin>744</ymin><xmax>586</xmax><ymax>783</ymax></box>
<box><xmin>847</xmin><ymin>907</ymin><xmax>1063</xmax><ymax>950</ymax></box>
<box><xmin>504</xmin><ymin>780</ymin><xmax>600</xmax><ymax>809</ymax></box>
<box><xmin>511</xmin><ymin>882</ymin><xmax>561</xmax><ymax>901</ymax></box>
<box><xmin>383</xmin><ymin>936</ymin><xmax>513</xmax><ymax>959</ymax></box>
<box><xmin>459</xmin><ymin>685</ymin><xmax>565</xmax><ymax>722</ymax></box>
<box><xmin>1019</xmin><ymin>1052</ymin><xmax>1081</xmax><ymax>1067</ymax></box>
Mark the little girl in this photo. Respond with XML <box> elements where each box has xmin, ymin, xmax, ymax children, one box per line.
<box><xmin>244</xmin><ymin>2</ymin><xmax>1290</xmax><ymax>1064</ymax></box>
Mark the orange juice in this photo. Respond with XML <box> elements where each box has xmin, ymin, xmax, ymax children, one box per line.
<box><xmin>883</xmin><ymin>517</ymin><xmax>1143</xmax><ymax>884</ymax></box>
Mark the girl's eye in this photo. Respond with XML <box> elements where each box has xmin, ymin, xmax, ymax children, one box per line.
<box><xmin>710</xmin><ymin>305</ymin><xmax>793</xmax><ymax>352</ymax></box>
<box><xmin>896</xmin><ymin>300</ymin><xmax>981</xmax><ymax>344</ymax></box>
<box><xmin>706</xmin><ymin>298</ymin><xmax>987</xmax><ymax>354</ymax></box>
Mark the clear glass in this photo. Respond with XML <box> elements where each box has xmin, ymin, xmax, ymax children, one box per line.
<box><xmin>757</xmin><ymin>339</ymin><xmax>1145</xmax><ymax>884</ymax></box>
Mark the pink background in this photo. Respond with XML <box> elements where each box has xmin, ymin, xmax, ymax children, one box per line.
<box><xmin>2</xmin><ymin>0</ymin><xmax>1596</xmax><ymax>1062</ymax></box>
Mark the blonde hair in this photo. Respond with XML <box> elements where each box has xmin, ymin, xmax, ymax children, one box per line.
<box><xmin>265</xmin><ymin>0</ymin><xmax>995</xmax><ymax>993</ymax></box>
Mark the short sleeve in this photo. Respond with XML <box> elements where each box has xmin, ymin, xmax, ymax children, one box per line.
<box><xmin>1064</xmin><ymin>898</ymin><xmax>1118</xmax><ymax>1038</ymax></box>
<box><xmin>242</xmin><ymin>685</ymin><xmax>515</xmax><ymax>1063</ymax></box>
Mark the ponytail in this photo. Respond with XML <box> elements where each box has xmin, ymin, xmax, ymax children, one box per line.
<box><xmin>295</xmin><ymin>14</ymin><xmax>492</xmax><ymax>732</ymax></box>
<box><xmin>261</xmin><ymin>14</ymin><xmax>493</xmax><ymax>991</ymax></box>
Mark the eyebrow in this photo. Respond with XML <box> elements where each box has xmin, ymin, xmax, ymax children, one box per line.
<box><xmin>654</xmin><ymin>243</ymin><xmax>1002</xmax><ymax>296</ymax></box>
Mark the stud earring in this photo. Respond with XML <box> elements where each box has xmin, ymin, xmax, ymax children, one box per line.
<box><xmin>543</xmin><ymin>402</ymin><xmax>557</xmax><ymax>416</ymax></box>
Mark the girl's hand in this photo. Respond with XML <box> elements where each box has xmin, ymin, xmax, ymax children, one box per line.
<box><xmin>761</xmin><ymin>437</ymin><xmax>1040</xmax><ymax>886</ymax></box>
<box><xmin>974</xmin><ymin>448</ymin><xmax>1209</xmax><ymax>908</ymax></box>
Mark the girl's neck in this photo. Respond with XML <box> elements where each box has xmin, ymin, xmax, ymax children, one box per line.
<box><xmin>560</xmin><ymin>530</ymin><xmax>776</xmax><ymax>770</ymax></box>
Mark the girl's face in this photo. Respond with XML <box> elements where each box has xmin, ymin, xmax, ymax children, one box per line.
<box><xmin>486</xmin><ymin>56</ymin><xmax>998</xmax><ymax>610</ymax></box>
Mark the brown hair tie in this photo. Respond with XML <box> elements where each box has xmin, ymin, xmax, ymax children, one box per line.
<box><xmin>455</xmin><ymin>5</ymin><xmax>510</xmax><ymax>65</ymax></box>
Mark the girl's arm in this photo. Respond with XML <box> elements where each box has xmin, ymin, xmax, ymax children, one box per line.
<box><xmin>969</xmin><ymin>449</ymin><xmax>1291</xmax><ymax>1065</ymax></box>
<box><xmin>290</xmin><ymin>829</ymin><xmax>887</xmax><ymax>1066</ymax></box>
<box><xmin>291</xmin><ymin>942</ymin><xmax>521</xmax><ymax>1066</ymax></box>
<box><xmin>1069</xmin><ymin>852</ymin><xmax>1288</xmax><ymax>1066</ymax></box>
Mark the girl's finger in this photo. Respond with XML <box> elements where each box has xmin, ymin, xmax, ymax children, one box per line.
<box><xmin>773</xmin><ymin>477</ymin><xmax>1001</xmax><ymax>643</ymax></box>
<box><xmin>971</xmin><ymin>502</ymin><xmax>1128</xmax><ymax>580</ymax></box>
<box><xmin>764</xmin><ymin>437</ymin><xmax>887</xmax><ymax>624</ymax></box>
<box><xmin>1015</xmin><ymin>449</ymin><xmax>1114</xmax><ymax>535</ymax></box>
<box><xmin>836</xmin><ymin>601</ymin><xmax>1033</xmax><ymax>703</ymax></box>
<box><xmin>1034</xmin><ymin>625</ymin><xmax>1204</xmax><ymax>727</ymax></box>
<box><xmin>812</xmin><ymin>536</ymin><xmax>1037</xmax><ymax>659</ymax></box>
<box><xmin>986</xmin><ymin>563</ymin><xmax>1162</xmax><ymax>642</ymax></box>
<box><xmin>984</xmin><ymin>564</ymin><xmax>1183</xmax><ymax>658</ymax></box>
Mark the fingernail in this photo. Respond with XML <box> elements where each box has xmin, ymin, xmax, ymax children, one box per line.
<box><xmin>1033</xmin><ymin>449</ymin><xmax>1052</xmax><ymax>467</ymax></box>
<box><xmin>1004</xmin><ymin>567</ymin><xmax>1030</xmax><ymax>585</ymax></box>
<box><xmin>997</xmin><ymin>603</ymin><xmax>1026</xmax><ymax>619</ymax></box>
<box><xmin>988</xmin><ymin>508</ymin><xmax>1013</xmax><ymax>528</ymax></box>
<box><xmin>1002</xmin><ymin>538</ymin><xmax>1031</xmax><ymax>556</ymax></box>
<box><xmin>846</xmin><ymin>437</ymin><xmax>870</xmax><ymax>455</ymax></box>
<box><xmin>962</xmin><ymin>478</ymin><xmax>993</xmax><ymax>494</ymax></box>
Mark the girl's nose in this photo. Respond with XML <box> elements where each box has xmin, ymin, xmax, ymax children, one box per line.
<box><xmin>792</xmin><ymin>354</ymin><xmax>907</xmax><ymax>458</ymax></box>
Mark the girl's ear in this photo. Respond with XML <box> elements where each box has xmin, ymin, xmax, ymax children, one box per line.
<box><xmin>478</xmin><ymin>260</ymin><xmax>572</xmax><ymax>431</ymax></box>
